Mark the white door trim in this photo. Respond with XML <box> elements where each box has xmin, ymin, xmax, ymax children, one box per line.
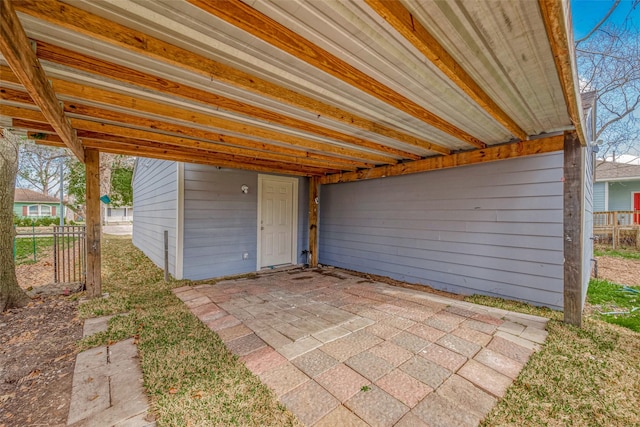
<box><xmin>256</xmin><ymin>175</ymin><xmax>298</xmax><ymax>270</ymax></box>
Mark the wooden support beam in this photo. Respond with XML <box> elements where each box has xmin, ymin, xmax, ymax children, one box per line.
<box><xmin>35</xmin><ymin>135</ymin><xmax>318</xmax><ymax>176</ymax></box>
<box><xmin>85</xmin><ymin>148</ymin><xmax>100</xmax><ymax>297</ymax></box>
<box><xmin>366</xmin><ymin>0</ymin><xmax>528</xmax><ymax>141</ymax></box>
<box><xmin>0</xmin><ymin>0</ymin><xmax>84</xmax><ymax>161</ymax></box>
<box><xmin>0</xmin><ymin>79</ymin><xmax>385</xmax><ymax>166</ymax></box>
<box><xmin>538</xmin><ymin>0</ymin><xmax>586</xmax><ymax>146</ymax></box>
<box><xmin>77</xmin><ymin>137</ymin><xmax>339</xmax><ymax>176</ymax></box>
<box><xmin>32</xmin><ymin>39</ymin><xmax>418</xmax><ymax>161</ymax></box>
<box><xmin>14</xmin><ymin>0</ymin><xmax>450</xmax><ymax>156</ymax></box>
<box><xmin>319</xmin><ymin>135</ymin><xmax>565</xmax><ymax>185</ymax></box>
<box><xmin>190</xmin><ymin>0</ymin><xmax>486</xmax><ymax>149</ymax></box>
<box><xmin>563</xmin><ymin>131</ymin><xmax>584</xmax><ymax>326</ymax></box>
<box><xmin>308</xmin><ymin>176</ymin><xmax>320</xmax><ymax>268</ymax></box>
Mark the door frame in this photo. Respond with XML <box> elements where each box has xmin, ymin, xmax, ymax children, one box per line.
<box><xmin>256</xmin><ymin>175</ymin><xmax>299</xmax><ymax>270</ymax></box>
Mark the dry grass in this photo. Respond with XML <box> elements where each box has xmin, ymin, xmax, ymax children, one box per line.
<box><xmin>466</xmin><ymin>295</ymin><xmax>640</xmax><ymax>426</ymax></box>
<box><xmin>78</xmin><ymin>236</ymin><xmax>299</xmax><ymax>426</ymax></box>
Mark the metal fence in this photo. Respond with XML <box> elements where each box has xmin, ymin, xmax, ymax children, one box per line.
<box><xmin>53</xmin><ymin>225</ymin><xmax>86</xmax><ymax>284</ymax></box>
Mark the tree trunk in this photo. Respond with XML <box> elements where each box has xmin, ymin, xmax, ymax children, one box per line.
<box><xmin>1</xmin><ymin>130</ymin><xmax>30</xmax><ymax>311</ymax></box>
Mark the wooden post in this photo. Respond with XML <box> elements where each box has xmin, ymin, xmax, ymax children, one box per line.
<box><xmin>308</xmin><ymin>176</ymin><xmax>319</xmax><ymax>268</ymax></box>
<box><xmin>563</xmin><ymin>132</ymin><xmax>583</xmax><ymax>327</ymax></box>
<box><xmin>85</xmin><ymin>149</ymin><xmax>101</xmax><ymax>298</ymax></box>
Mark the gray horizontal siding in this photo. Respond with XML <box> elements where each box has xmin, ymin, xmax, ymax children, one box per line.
<box><xmin>182</xmin><ymin>166</ymin><xmax>308</xmax><ymax>280</ymax></box>
<box><xmin>593</xmin><ymin>182</ymin><xmax>605</xmax><ymax>211</ymax></box>
<box><xmin>582</xmin><ymin>147</ymin><xmax>595</xmax><ymax>308</ymax></box>
<box><xmin>132</xmin><ymin>159</ymin><xmax>177</xmax><ymax>275</ymax></box>
<box><xmin>319</xmin><ymin>152</ymin><xmax>564</xmax><ymax>309</ymax></box>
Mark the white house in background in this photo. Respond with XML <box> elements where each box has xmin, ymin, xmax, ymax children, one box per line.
<box><xmin>104</xmin><ymin>205</ymin><xmax>133</xmax><ymax>224</ymax></box>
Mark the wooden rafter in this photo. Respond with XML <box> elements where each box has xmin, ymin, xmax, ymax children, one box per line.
<box><xmin>10</xmin><ymin>0</ymin><xmax>447</xmax><ymax>156</ymax></box>
<box><xmin>189</xmin><ymin>0</ymin><xmax>486</xmax><ymax>149</ymax></box>
<box><xmin>33</xmin><ymin>133</ymin><xmax>325</xmax><ymax>176</ymax></box>
<box><xmin>0</xmin><ymin>82</ymin><xmax>384</xmax><ymax>166</ymax></box>
<box><xmin>319</xmin><ymin>135</ymin><xmax>564</xmax><ymax>185</ymax></box>
<box><xmin>366</xmin><ymin>0</ymin><xmax>528</xmax><ymax>141</ymax></box>
<box><xmin>0</xmin><ymin>85</ymin><xmax>359</xmax><ymax>171</ymax></box>
<box><xmin>32</xmin><ymin>41</ymin><xmax>418</xmax><ymax>161</ymax></box>
<box><xmin>0</xmin><ymin>0</ymin><xmax>84</xmax><ymax>161</ymax></box>
<box><xmin>538</xmin><ymin>0</ymin><xmax>586</xmax><ymax>145</ymax></box>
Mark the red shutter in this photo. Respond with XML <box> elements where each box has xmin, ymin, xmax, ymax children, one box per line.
<box><xmin>52</xmin><ymin>206</ymin><xmax>56</xmax><ymax>217</ymax></box>
<box><xmin>22</xmin><ymin>206</ymin><xmax>27</xmax><ymax>216</ymax></box>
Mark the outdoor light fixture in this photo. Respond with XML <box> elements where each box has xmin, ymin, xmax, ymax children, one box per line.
<box><xmin>241</xmin><ymin>185</ymin><xmax>249</xmax><ymax>194</ymax></box>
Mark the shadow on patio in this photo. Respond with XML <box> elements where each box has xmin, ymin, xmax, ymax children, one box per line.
<box><xmin>174</xmin><ymin>268</ymin><xmax>548</xmax><ymax>427</ymax></box>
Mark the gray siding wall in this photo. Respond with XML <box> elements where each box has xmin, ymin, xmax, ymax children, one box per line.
<box><xmin>593</xmin><ymin>182</ymin><xmax>606</xmax><ymax>211</ymax></box>
<box><xmin>182</xmin><ymin>165</ymin><xmax>308</xmax><ymax>280</ymax></box>
<box><xmin>319</xmin><ymin>152</ymin><xmax>564</xmax><ymax>309</ymax></box>
<box><xmin>132</xmin><ymin>158</ymin><xmax>177</xmax><ymax>275</ymax></box>
<box><xmin>582</xmin><ymin>147</ymin><xmax>595</xmax><ymax>308</ymax></box>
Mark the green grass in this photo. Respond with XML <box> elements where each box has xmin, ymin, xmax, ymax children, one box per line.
<box><xmin>14</xmin><ymin>236</ymin><xmax>55</xmax><ymax>264</ymax></box>
<box><xmin>79</xmin><ymin>236</ymin><xmax>299</xmax><ymax>427</ymax></box>
<box><xmin>594</xmin><ymin>246</ymin><xmax>640</xmax><ymax>259</ymax></box>
<box><xmin>587</xmin><ymin>279</ymin><xmax>640</xmax><ymax>332</ymax></box>
<box><xmin>465</xmin><ymin>294</ymin><xmax>640</xmax><ymax>426</ymax></box>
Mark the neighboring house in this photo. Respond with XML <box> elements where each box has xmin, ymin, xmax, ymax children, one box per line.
<box><xmin>594</xmin><ymin>161</ymin><xmax>640</xmax><ymax>223</ymax></box>
<box><xmin>14</xmin><ymin>188</ymin><xmax>62</xmax><ymax>219</ymax></box>
<box><xmin>133</xmin><ymin>147</ymin><xmax>593</xmax><ymax>311</ymax></box>
<box><xmin>104</xmin><ymin>206</ymin><xmax>133</xmax><ymax>224</ymax></box>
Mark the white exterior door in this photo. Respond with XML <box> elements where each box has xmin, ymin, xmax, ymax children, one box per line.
<box><xmin>258</xmin><ymin>176</ymin><xmax>297</xmax><ymax>268</ymax></box>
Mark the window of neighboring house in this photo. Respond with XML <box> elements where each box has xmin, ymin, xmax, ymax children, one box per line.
<box><xmin>27</xmin><ymin>204</ymin><xmax>53</xmax><ymax>217</ymax></box>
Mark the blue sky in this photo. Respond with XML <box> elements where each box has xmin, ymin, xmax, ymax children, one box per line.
<box><xmin>571</xmin><ymin>0</ymin><xmax>638</xmax><ymax>38</ymax></box>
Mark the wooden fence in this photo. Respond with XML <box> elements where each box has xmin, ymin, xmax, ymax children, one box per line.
<box><xmin>593</xmin><ymin>211</ymin><xmax>640</xmax><ymax>249</ymax></box>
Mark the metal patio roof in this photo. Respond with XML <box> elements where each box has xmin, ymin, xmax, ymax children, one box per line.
<box><xmin>1</xmin><ymin>0</ymin><xmax>584</xmax><ymax>180</ymax></box>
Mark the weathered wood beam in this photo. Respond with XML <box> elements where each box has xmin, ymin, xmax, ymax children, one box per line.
<box><xmin>74</xmin><ymin>126</ymin><xmax>356</xmax><ymax>171</ymax></box>
<box><xmin>77</xmin><ymin>136</ymin><xmax>339</xmax><ymax>176</ymax></box>
<box><xmin>85</xmin><ymin>148</ymin><xmax>100</xmax><ymax>297</ymax></box>
<box><xmin>563</xmin><ymin>131</ymin><xmax>584</xmax><ymax>326</ymax></box>
<box><xmin>0</xmin><ymin>78</ymin><xmax>383</xmax><ymax>166</ymax></box>
<box><xmin>190</xmin><ymin>0</ymin><xmax>485</xmax><ymax>150</ymax></box>
<box><xmin>538</xmin><ymin>0</ymin><xmax>587</xmax><ymax>146</ymax></box>
<box><xmin>35</xmin><ymin>135</ymin><xmax>319</xmax><ymax>176</ymax></box>
<box><xmin>33</xmin><ymin>41</ymin><xmax>416</xmax><ymax>161</ymax></box>
<box><xmin>308</xmin><ymin>176</ymin><xmax>319</xmax><ymax>268</ymax></box>
<box><xmin>320</xmin><ymin>135</ymin><xmax>564</xmax><ymax>185</ymax></box>
<box><xmin>0</xmin><ymin>0</ymin><xmax>84</xmax><ymax>161</ymax></box>
<box><xmin>14</xmin><ymin>0</ymin><xmax>450</xmax><ymax>156</ymax></box>
<box><xmin>66</xmin><ymin>104</ymin><xmax>362</xmax><ymax>173</ymax></box>
<box><xmin>366</xmin><ymin>0</ymin><xmax>528</xmax><ymax>141</ymax></box>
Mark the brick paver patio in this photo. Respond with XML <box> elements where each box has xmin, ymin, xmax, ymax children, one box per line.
<box><xmin>174</xmin><ymin>268</ymin><xmax>549</xmax><ymax>427</ymax></box>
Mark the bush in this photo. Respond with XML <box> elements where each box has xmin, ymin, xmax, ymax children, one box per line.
<box><xmin>13</xmin><ymin>216</ymin><xmax>67</xmax><ymax>227</ymax></box>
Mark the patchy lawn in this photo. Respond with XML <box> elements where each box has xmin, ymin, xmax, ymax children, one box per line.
<box><xmin>79</xmin><ymin>236</ymin><xmax>299</xmax><ymax>426</ymax></box>
<box><xmin>587</xmin><ymin>279</ymin><xmax>640</xmax><ymax>332</ymax></box>
<box><xmin>467</xmin><ymin>285</ymin><xmax>640</xmax><ymax>426</ymax></box>
<box><xmin>13</xmin><ymin>236</ymin><xmax>55</xmax><ymax>265</ymax></box>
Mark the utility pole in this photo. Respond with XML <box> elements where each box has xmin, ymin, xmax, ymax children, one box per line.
<box><xmin>59</xmin><ymin>159</ymin><xmax>64</xmax><ymax>226</ymax></box>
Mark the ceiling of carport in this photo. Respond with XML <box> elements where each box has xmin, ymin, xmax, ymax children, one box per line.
<box><xmin>0</xmin><ymin>0</ymin><xmax>583</xmax><ymax>178</ymax></box>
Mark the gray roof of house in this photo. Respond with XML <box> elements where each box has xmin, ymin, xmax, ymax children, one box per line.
<box><xmin>595</xmin><ymin>161</ymin><xmax>640</xmax><ymax>181</ymax></box>
<box><xmin>14</xmin><ymin>188</ymin><xmax>60</xmax><ymax>203</ymax></box>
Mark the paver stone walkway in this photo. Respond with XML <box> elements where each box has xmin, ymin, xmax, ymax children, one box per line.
<box><xmin>175</xmin><ymin>268</ymin><xmax>548</xmax><ymax>427</ymax></box>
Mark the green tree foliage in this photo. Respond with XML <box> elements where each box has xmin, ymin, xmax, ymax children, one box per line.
<box><xmin>66</xmin><ymin>156</ymin><xmax>134</xmax><ymax>215</ymax></box>
<box><xmin>109</xmin><ymin>167</ymin><xmax>133</xmax><ymax>207</ymax></box>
